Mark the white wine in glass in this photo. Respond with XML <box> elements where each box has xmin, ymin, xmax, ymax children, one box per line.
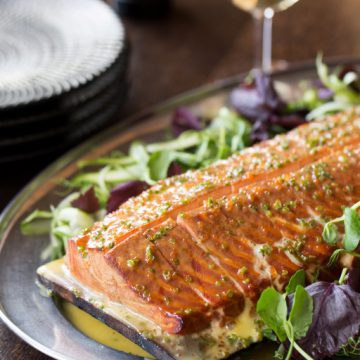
<box><xmin>233</xmin><ymin>0</ymin><xmax>300</xmax><ymax>72</ymax></box>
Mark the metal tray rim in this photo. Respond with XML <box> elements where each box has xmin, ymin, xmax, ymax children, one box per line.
<box><xmin>1</xmin><ymin>56</ymin><xmax>360</xmax><ymax>360</ymax></box>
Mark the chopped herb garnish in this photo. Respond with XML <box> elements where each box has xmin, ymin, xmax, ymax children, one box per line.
<box><xmin>145</xmin><ymin>245</ymin><xmax>155</xmax><ymax>263</ymax></box>
<box><xmin>127</xmin><ymin>257</ymin><xmax>140</xmax><ymax>268</ymax></box>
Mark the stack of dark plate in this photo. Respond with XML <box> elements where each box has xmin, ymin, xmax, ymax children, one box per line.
<box><xmin>0</xmin><ymin>0</ymin><xmax>128</xmax><ymax>164</ymax></box>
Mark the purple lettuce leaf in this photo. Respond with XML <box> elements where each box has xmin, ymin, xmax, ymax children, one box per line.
<box><xmin>71</xmin><ymin>187</ymin><xmax>100</xmax><ymax>214</ymax></box>
<box><xmin>291</xmin><ymin>281</ymin><xmax>360</xmax><ymax>360</ymax></box>
<box><xmin>312</xmin><ymin>79</ymin><xmax>333</xmax><ymax>101</ymax></box>
<box><xmin>317</xmin><ymin>87</ymin><xmax>333</xmax><ymax>101</ymax></box>
<box><xmin>106</xmin><ymin>180</ymin><xmax>149</xmax><ymax>213</ymax></box>
<box><xmin>250</xmin><ymin>118</ymin><xmax>272</xmax><ymax>143</ymax></box>
<box><xmin>171</xmin><ymin>107</ymin><xmax>203</xmax><ymax>137</ymax></box>
<box><xmin>230</xmin><ymin>70</ymin><xmax>285</xmax><ymax>122</ymax></box>
<box><xmin>167</xmin><ymin>161</ymin><xmax>183</xmax><ymax>177</ymax></box>
<box><xmin>230</xmin><ymin>71</ymin><xmax>307</xmax><ymax>143</ymax></box>
<box><xmin>269</xmin><ymin>113</ymin><xmax>307</xmax><ymax>130</ymax></box>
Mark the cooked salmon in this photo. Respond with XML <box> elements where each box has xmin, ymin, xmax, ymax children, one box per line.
<box><xmin>67</xmin><ymin>109</ymin><xmax>360</xmax><ymax>334</ymax></box>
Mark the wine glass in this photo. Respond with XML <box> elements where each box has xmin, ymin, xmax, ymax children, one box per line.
<box><xmin>233</xmin><ymin>0</ymin><xmax>300</xmax><ymax>72</ymax></box>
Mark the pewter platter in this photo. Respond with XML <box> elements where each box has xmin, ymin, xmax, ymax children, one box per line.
<box><xmin>1</xmin><ymin>60</ymin><xmax>357</xmax><ymax>360</ymax></box>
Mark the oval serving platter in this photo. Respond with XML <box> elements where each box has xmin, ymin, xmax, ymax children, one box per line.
<box><xmin>0</xmin><ymin>59</ymin><xmax>358</xmax><ymax>360</ymax></box>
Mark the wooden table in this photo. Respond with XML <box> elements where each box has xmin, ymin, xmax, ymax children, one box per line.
<box><xmin>1</xmin><ymin>0</ymin><xmax>360</xmax><ymax>358</ymax></box>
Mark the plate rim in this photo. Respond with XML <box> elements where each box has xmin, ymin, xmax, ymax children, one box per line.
<box><xmin>0</xmin><ymin>0</ymin><xmax>126</xmax><ymax>109</ymax></box>
<box><xmin>1</xmin><ymin>56</ymin><xmax>360</xmax><ymax>360</ymax></box>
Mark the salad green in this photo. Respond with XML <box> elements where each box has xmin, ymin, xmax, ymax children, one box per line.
<box><xmin>20</xmin><ymin>55</ymin><xmax>360</xmax><ymax>359</ymax></box>
<box><xmin>256</xmin><ymin>202</ymin><xmax>360</xmax><ymax>360</ymax></box>
<box><xmin>257</xmin><ymin>276</ymin><xmax>314</xmax><ymax>360</ymax></box>
<box><xmin>21</xmin><ymin>56</ymin><xmax>360</xmax><ymax>261</ymax></box>
<box><xmin>22</xmin><ymin>107</ymin><xmax>251</xmax><ymax>259</ymax></box>
<box><xmin>306</xmin><ymin>55</ymin><xmax>360</xmax><ymax>119</ymax></box>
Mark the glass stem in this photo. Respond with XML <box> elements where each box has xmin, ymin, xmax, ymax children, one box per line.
<box><xmin>253</xmin><ymin>11</ymin><xmax>263</xmax><ymax>70</ymax></box>
<box><xmin>253</xmin><ymin>7</ymin><xmax>274</xmax><ymax>72</ymax></box>
<box><xmin>263</xmin><ymin>8</ymin><xmax>274</xmax><ymax>72</ymax></box>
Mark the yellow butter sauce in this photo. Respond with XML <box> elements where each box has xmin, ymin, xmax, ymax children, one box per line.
<box><xmin>38</xmin><ymin>259</ymin><xmax>274</xmax><ymax>359</ymax></box>
<box><xmin>231</xmin><ymin>299</ymin><xmax>260</xmax><ymax>340</ymax></box>
<box><xmin>61</xmin><ymin>301</ymin><xmax>154</xmax><ymax>359</ymax></box>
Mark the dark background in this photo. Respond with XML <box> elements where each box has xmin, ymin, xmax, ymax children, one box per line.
<box><xmin>1</xmin><ymin>0</ymin><xmax>360</xmax><ymax>358</ymax></box>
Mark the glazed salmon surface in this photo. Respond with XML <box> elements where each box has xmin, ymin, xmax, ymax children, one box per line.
<box><xmin>67</xmin><ymin>109</ymin><xmax>360</xmax><ymax>334</ymax></box>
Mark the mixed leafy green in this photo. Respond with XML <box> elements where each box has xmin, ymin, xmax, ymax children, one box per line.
<box><xmin>294</xmin><ymin>280</ymin><xmax>360</xmax><ymax>359</ymax></box>
<box><xmin>322</xmin><ymin>201</ymin><xmax>360</xmax><ymax>266</ymax></box>
<box><xmin>306</xmin><ymin>55</ymin><xmax>360</xmax><ymax>120</ymax></box>
<box><xmin>65</xmin><ymin>107</ymin><xmax>251</xmax><ymax>204</ymax></box>
<box><xmin>21</xmin><ymin>107</ymin><xmax>252</xmax><ymax>259</ymax></box>
<box><xmin>22</xmin><ymin>57</ymin><xmax>360</xmax><ymax>259</ymax></box>
<box><xmin>230</xmin><ymin>69</ymin><xmax>307</xmax><ymax>142</ymax></box>
<box><xmin>257</xmin><ymin>270</ymin><xmax>314</xmax><ymax>360</ymax></box>
<box><xmin>21</xmin><ymin>192</ymin><xmax>96</xmax><ymax>259</ymax></box>
<box><xmin>256</xmin><ymin>203</ymin><xmax>360</xmax><ymax>360</ymax></box>
<box><xmin>21</xmin><ymin>56</ymin><xmax>360</xmax><ymax>359</ymax></box>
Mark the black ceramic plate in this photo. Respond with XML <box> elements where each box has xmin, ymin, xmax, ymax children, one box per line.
<box><xmin>0</xmin><ymin>60</ymin><xmax>359</xmax><ymax>360</ymax></box>
<box><xmin>0</xmin><ymin>82</ymin><xmax>128</xmax><ymax>163</ymax></box>
<box><xmin>0</xmin><ymin>48</ymin><xmax>129</xmax><ymax>128</ymax></box>
<box><xmin>0</xmin><ymin>75</ymin><xmax>128</xmax><ymax>143</ymax></box>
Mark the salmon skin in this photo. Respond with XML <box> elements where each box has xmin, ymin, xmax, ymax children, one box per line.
<box><xmin>67</xmin><ymin>109</ymin><xmax>360</xmax><ymax>335</ymax></box>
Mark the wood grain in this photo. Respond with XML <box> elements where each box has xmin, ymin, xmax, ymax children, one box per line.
<box><xmin>2</xmin><ymin>0</ymin><xmax>360</xmax><ymax>358</ymax></box>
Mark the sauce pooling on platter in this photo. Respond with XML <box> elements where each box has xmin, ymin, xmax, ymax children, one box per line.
<box><xmin>61</xmin><ymin>301</ymin><xmax>154</xmax><ymax>359</ymax></box>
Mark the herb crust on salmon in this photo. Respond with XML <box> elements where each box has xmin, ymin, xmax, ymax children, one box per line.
<box><xmin>65</xmin><ymin>109</ymin><xmax>360</xmax><ymax>336</ymax></box>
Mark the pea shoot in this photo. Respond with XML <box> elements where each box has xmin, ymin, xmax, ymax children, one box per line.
<box><xmin>256</xmin><ymin>270</ymin><xmax>314</xmax><ymax>360</ymax></box>
<box><xmin>322</xmin><ymin>200</ymin><xmax>360</xmax><ymax>265</ymax></box>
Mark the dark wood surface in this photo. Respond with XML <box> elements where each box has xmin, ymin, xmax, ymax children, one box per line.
<box><xmin>1</xmin><ymin>0</ymin><xmax>360</xmax><ymax>358</ymax></box>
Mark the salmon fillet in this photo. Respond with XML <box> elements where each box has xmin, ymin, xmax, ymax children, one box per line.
<box><xmin>67</xmin><ymin>109</ymin><xmax>360</xmax><ymax>334</ymax></box>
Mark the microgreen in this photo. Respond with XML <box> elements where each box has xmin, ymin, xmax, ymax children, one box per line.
<box><xmin>21</xmin><ymin>193</ymin><xmax>97</xmax><ymax>260</ymax></box>
<box><xmin>328</xmin><ymin>249</ymin><xmax>355</xmax><ymax>267</ymax></box>
<box><xmin>288</xmin><ymin>286</ymin><xmax>313</xmax><ymax>340</ymax></box>
<box><xmin>337</xmin><ymin>337</ymin><xmax>360</xmax><ymax>357</ymax></box>
<box><xmin>306</xmin><ymin>54</ymin><xmax>360</xmax><ymax>120</ymax></box>
<box><xmin>321</xmin><ymin>222</ymin><xmax>338</xmax><ymax>246</ymax></box>
<box><xmin>256</xmin><ymin>287</ymin><xmax>288</xmax><ymax>342</ymax></box>
<box><xmin>343</xmin><ymin>207</ymin><xmax>360</xmax><ymax>251</ymax></box>
<box><xmin>21</xmin><ymin>107</ymin><xmax>250</xmax><ymax>260</ymax></box>
<box><xmin>64</xmin><ymin>107</ymin><xmax>250</xmax><ymax>204</ymax></box>
<box><xmin>322</xmin><ymin>201</ymin><xmax>360</xmax><ymax>246</ymax></box>
<box><xmin>285</xmin><ymin>269</ymin><xmax>305</xmax><ymax>295</ymax></box>
<box><xmin>316</xmin><ymin>54</ymin><xmax>360</xmax><ymax>105</ymax></box>
<box><xmin>256</xmin><ymin>279</ymin><xmax>313</xmax><ymax>360</ymax></box>
<box><xmin>322</xmin><ymin>201</ymin><xmax>360</xmax><ymax>265</ymax></box>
